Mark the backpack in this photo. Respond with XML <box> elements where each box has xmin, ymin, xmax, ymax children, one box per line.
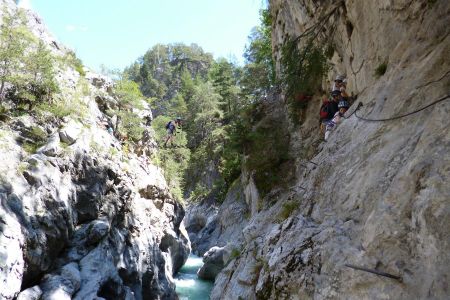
<box><xmin>320</xmin><ymin>100</ymin><xmax>331</xmax><ymax>120</ymax></box>
<box><xmin>165</xmin><ymin>121</ymin><xmax>171</xmax><ymax>129</ymax></box>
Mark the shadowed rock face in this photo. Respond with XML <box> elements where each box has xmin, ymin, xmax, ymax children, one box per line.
<box><xmin>0</xmin><ymin>2</ymin><xmax>190</xmax><ymax>299</ymax></box>
<box><xmin>185</xmin><ymin>179</ymin><xmax>249</xmax><ymax>257</ymax></box>
<box><xmin>0</xmin><ymin>124</ymin><xmax>191</xmax><ymax>300</ymax></box>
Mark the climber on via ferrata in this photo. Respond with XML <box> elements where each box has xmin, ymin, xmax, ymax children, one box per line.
<box><xmin>164</xmin><ymin>117</ymin><xmax>182</xmax><ymax>147</ymax></box>
<box><xmin>319</xmin><ymin>90</ymin><xmax>340</xmax><ymax>135</ymax></box>
<box><xmin>324</xmin><ymin>100</ymin><xmax>349</xmax><ymax>141</ymax></box>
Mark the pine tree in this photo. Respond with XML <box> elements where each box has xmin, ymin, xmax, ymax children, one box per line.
<box><xmin>209</xmin><ymin>58</ymin><xmax>237</xmax><ymax>116</ymax></box>
<box><xmin>20</xmin><ymin>40</ymin><xmax>59</xmax><ymax>107</ymax></box>
<box><xmin>0</xmin><ymin>8</ymin><xmax>33</xmax><ymax>100</ymax></box>
<box><xmin>187</xmin><ymin>81</ymin><xmax>223</xmax><ymax>148</ymax></box>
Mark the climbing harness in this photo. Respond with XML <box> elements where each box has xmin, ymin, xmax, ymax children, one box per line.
<box><xmin>346</xmin><ymin>94</ymin><xmax>450</xmax><ymax>122</ymax></box>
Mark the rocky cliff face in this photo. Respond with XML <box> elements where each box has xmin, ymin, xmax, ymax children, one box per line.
<box><xmin>0</xmin><ymin>2</ymin><xmax>190</xmax><ymax>299</ymax></box>
<box><xmin>189</xmin><ymin>0</ymin><xmax>450</xmax><ymax>299</ymax></box>
<box><xmin>185</xmin><ymin>179</ymin><xmax>248</xmax><ymax>258</ymax></box>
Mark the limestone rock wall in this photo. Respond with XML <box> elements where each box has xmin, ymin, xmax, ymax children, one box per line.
<box><xmin>0</xmin><ymin>116</ymin><xmax>190</xmax><ymax>300</ymax></box>
<box><xmin>210</xmin><ymin>0</ymin><xmax>450</xmax><ymax>299</ymax></box>
<box><xmin>185</xmin><ymin>179</ymin><xmax>249</xmax><ymax>257</ymax></box>
<box><xmin>0</xmin><ymin>2</ymin><xmax>190</xmax><ymax>299</ymax></box>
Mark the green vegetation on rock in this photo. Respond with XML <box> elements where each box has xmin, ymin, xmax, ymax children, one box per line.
<box><xmin>63</xmin><ymin>50</ymin><xmax>86</xmax><ymax>76</ymax></box>
<box><xmin>374</xmin><ymin>62</ymin><xmax>388</xmax><ymax>78</ymax></box>
<box><xmin>0</xmin><ymin>8</ymin><xmax>59</xmax><ymax>109</ymax></box>
<box><xmin>281</xmin><ymin>37</ymin><xmax>329</xmax><ymax>122</ymax></box>
<box><xmin>276</xmin><ymin>200</ymin><xmax>300</xmax><ymax>222</ymax></box>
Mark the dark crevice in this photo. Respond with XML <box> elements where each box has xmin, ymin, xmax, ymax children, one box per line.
<box><xmin>346</xmin><ymin>20</ymin><xmax>354</xmax><ymax>39</ymax></box>
<box><xmin>97</xmin><ymin>278</ymin><xmax>127</xmax><ymax>299</ymax></box>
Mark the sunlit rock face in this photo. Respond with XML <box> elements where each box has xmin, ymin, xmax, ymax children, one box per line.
<box><xmin>208</xmin><ymin>0</ymin><xmax>450</xmax><ymax>299</ymax></box>
<box><xmin>0</xmin><ymin>1</ymin><xmax>190</xmax><ymax>299</ymax></box>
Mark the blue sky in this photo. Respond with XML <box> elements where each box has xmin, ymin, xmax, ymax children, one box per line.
<box><xmin>19</xmin><ymin>0</ymin><xmax>265</xmax><ymax>72</ymax></box>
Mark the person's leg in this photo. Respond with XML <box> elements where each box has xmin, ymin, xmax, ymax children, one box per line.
<box><xmin>325</xmin><ymin>130</ymin><xmax>330</xmax><ymax>141</ymax></box>
<box><xmin>164</xmin><ymin>133</ymin><xmax>170</xmax><ymax>147</ymax></box>
<box><xmin>324</xmin><ymin>122</ymin><xmax>334</xmax><ymax>141</ymax></box>
<box><xmin>167</xmin><ymin>130</ymin><xmax>175</xmax><ymax>147</ymax></box>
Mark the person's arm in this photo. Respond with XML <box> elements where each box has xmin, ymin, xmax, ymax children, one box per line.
<box><xmin>340</xmin><ymin>85</ymin><xmax>349</xmax><ymax>98</ymax></box>
<box><xmin>332</xmin><ymin>112</ymin><xmax>341</xmax><ymax>124</ymax></box>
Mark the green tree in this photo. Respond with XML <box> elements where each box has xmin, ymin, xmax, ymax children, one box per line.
<box><xmin>114</xmin><ymin>79</ymin><xmax>144</xmax><ymax>110</ymax></box>
<box><xmin>186</xmin><ymin>81</ymin><xmax>223</xmax><ymax>149</ymax></box>
<box><xmin>180</xmin><ymin>68</ymin><xmax>196</xmax><ymax>102</ymax></box>
<box><xmin>167</xmin><ymin>93</ymin><xmax>187</xmax><ymax>118</ymax></box>
<box><xmin>126</xmin><ymin>43</ymin><xmax>214</xmax><ymax>116</ymax></box>
<box><xmin>209</xmin><ymin>58</ymin><xmax>239</xmax><ymax>116</ymax></box>
<box><xmin>110</xmin><ymin>79</ymin><xmax>146</xmax><ymax>141</ymax></box>
<box><xmin>115</xmin><ymin>110</ymin><xmax>144</xmax><ymax>142</ymax></box>
<box><xmin>22</xmin><ymin>40</ymin><xmax>59</xmax><ymax>106</ymax></box>
<box><xmin>243</xmin><ymin>9</ymin><xmax>275</xmax><ymax>91</ymax></box>
<box><xmin>0</xmin><ymin>8</ymin><xmax>33</xmax><ymax>100</ymax></box>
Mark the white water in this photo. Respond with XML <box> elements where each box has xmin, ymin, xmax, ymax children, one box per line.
<box><xmin>175</xmin><ymin>254</ymin><xmax>213</xmax><ymax>300</ymax></box>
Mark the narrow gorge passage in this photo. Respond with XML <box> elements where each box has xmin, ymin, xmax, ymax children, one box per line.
<box><xmin>1</xmin><ymin>0</ymin><xmax>449</xmax><ymax>299</ymax></box>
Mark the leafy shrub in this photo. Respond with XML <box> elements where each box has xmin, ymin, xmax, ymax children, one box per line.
<box><xmin>228</xmin><ymin>248</ymin><xmax>241</xmax><ymax>262</ymax></box>
<box><xmin>189</xmin><ymin>183</ymin><xmax>209</xmax><ymax>202</ymax></box>
<box><xmin>374</xmin><ymin>62</ymin><xmax>388</xmax><ymax>78</ymax></box>
<box><xmin>157</xmin><ymin>147</ymin><xmax>190</xmax><ymax>201</ymax></box>
<box><xmin>276</xmin><ymin>200</ymin><xmax>300</xmax><ymax>222</ymax></box>
<box><xmin>0</xmin><ymin>8</ymin><xmax>33</xmax><ymax>97</ymax></box>
<box><xmin>29</xmin><ymin>126</ymin><xmax>47</xmax><ymax>141</ymax></box>
<box><xmin>7</xmin><ymin>81</ymin><xmax>59</xmax><ymax>110</ymax></box>
<box><xmin>59</xmin><ymin>140</ymin><xmax>73</xmax><ymax>155</ymax></box>
<box><xmin>35</xmin><ymin>83</ymin><xmax>89</xmax><ymax>120</ymax></box>
<box><xmin>64</xmin><ymin>50</ymin><xmax>86</xmax><ymax>76</ymax></box>
<box><xmin>22</xmin><ymin>142</ymin><xmax>40</xmax><ymax>154</ymax></box>
<box><xmin>281</xmin><ymin>38</ymin><xmax>330</xmax><ymax>123</ymax></box>
<box><xmin>218</xmin><ymin>104</ymin><xmax>257</xmax><ymax>187</ymax></box>
<box><xmin>114</xmin><ymin>79</ymin><xmax>144</xmax><ymax>110</ymax></box>
<box><xmin>90</xmin><ymin>140</ymin><xmax>103</xmax><ymax>154</ymax></box>
<box><xmin>115</xmin><ymin>110</ymin><xmax>144</xmax><ymax>142</ymax></box>
<box><xmin>21</xmin><ymin>126</ymin><xmax>47</xmax><ymax>154</ymax></box>
<box><xmin>17</xmin><ymin>162</ymin><xmax>28</xmax><ymax>175</ymax></box>
<box><xmin>37</xmin><ymin>100</ymin><xmax>76</xmax><ymax>118</ymax></box>
<box><xmin>0</xmin><ymin>11</ymin><xmax>59</xmax><ymax>110</ymax></box>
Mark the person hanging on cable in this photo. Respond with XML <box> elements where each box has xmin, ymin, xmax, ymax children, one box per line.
<box><xmin>164</xmin><ymin>117</ymin><xmax>182</xmax><ymax>147</ymax></box>
<box><xmin>324</xmin><ymin>100</ymin><xmax>349</xmax><ymax>141</ymax></box>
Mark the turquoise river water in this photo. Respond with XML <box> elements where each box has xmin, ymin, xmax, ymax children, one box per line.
<box><xmin>175</xmin><ymin>254</ymin><xmax>213</xmax><ymax>300</ymax></box>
